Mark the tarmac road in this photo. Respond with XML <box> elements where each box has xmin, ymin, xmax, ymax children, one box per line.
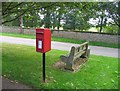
<box><xmin>0</xmin><ymin>36</ymin><xmax>119</xmax><ymax>58</ymax></box>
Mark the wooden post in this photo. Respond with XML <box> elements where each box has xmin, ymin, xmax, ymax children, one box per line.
<box><xmin>42</xmin><ymin>53</ymin><xmax>45</xmax><ymax>82</ymax></box>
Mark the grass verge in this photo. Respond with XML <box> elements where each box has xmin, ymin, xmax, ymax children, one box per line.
<box><xmin>0</xmin><ymin>32</ymin><xmax>119</xmax><ymax>48</ymax></box>
<box><xmin>2</xmin><ymin>43</ymin><xmax>118</xmax><ymax>89</ymax></box>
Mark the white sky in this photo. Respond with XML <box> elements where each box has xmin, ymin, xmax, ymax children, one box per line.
<box><xmin>39</xmin><ymin>13</ymin><xmax>115</xmax><ymax>26</ymax></box>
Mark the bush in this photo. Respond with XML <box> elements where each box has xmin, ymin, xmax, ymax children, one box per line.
<box><xmin>103</xmin><ymin>25</ymin><xmax>118</xmax><ymax>34</ymax></box>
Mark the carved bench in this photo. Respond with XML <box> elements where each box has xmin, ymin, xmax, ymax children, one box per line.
<box><xmin>60</xmin><ymin>42</ymin><xmax>90</xmax><ymax>71</ymax></box>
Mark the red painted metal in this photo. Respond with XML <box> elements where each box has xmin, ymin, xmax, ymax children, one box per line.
<box><xmin>36</xmin><ymin>28</ymin><xmax>51</xmax><ymax>53</ymax></box>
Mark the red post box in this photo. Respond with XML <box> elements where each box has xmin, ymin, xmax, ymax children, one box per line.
<box><xmin>36</xmin><ymin>28</ymin><xmax>51</xmax><ymax>53</ymax></box>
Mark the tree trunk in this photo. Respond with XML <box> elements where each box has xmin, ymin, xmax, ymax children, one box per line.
<box><xmin>45</xmin><ymin>9</ymin><xmax>50</xmax><ymax>28</ymax></box>
<box><xmin>99</xmin><ymin>16</ymin><xmax>103</xmax><ymax>33</ymax></box>
<box><xmin>53</xmin><ymin>13</ymin><xmax>56</xmax><ymax>29</ymax></box>
<box><xmin>57</xmin><ymin>13</ymin><xmax>61</xmax><ymax>30</ymax></box>
<box><xmin>20</xmin><ymin>15</ymin><xmax>23</xmax><ymax>34</ymax></box>
<box><xmin>73</xmin><ymin>18</ymin><xmax>76</xmax><ymax>30</ymax></box>
<box><xmin>118</xmin><ymin>1</ymin><xmax>120</xmax><ymax>34</ymax></box>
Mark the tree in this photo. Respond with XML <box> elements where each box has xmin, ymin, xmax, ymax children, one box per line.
<box><xmin>43</xmin><ymin>8</ymin><xmax>51</xmax><ymax>28</ymax></box>
<box><xmin>23</xmin><ymin>10</ymin><xmax>41</xmax><ymax>28</ymax></box>
<box><xmin>2</xmin><ymin>2</ymin><xmax>57</xmax><ymax>24</ymax></box>
<box><xmin>2</xmin><ymin>2</ymin><xmax>119</xmax><ymax>34</ymax></box>
<box><xmin>63</xmin><ymin>2</ymin><xmax>92</xmax><ymax>31</ymax></box>
<box><xmin>91</xmin><ymin>2</ymin><xmax>119</xmax><ymax>33</ymax></box>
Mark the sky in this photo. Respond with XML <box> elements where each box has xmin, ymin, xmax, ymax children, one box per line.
<box><xmin>39</xmin><ymin>13</ymin><xmax>114</xmax><ymax>26</ymax></box>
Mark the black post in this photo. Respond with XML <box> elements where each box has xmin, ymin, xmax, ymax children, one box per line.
<box><xmin>42</xmin><ymin>53</ymin><xmax>45</xmax><ymax>82</ymax></box>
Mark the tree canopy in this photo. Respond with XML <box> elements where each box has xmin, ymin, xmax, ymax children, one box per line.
<box><xmin>2</xmin><ymin>2</ymin><xmax>120</xmax><ymax>34</ymax></box>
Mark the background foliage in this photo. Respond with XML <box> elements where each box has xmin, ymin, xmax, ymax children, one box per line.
<box><xmin>2</xmin><ymin>2</ymin><xmax>120</xmax><ymax>34</ymax></box>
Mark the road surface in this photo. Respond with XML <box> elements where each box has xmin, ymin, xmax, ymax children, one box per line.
<box><xmin>0</xmin><ymin>36</ymin><xmax>119</xmax><ymax>58</ymax></box>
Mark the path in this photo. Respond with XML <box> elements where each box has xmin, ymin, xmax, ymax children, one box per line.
<box><xmin>2</xmin><ymin>76</ymin><xmax>34</xmax><ymax>90</ymax></box>
<box><xmin>0</xmin><ymin>36</ymin><xmax>118</xmax><ymax>58</ymax></box>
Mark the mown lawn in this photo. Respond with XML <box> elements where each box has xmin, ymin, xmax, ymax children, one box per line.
<box><xmin>2</xmin><ymin>43</ymin><xmax>118</xmax><ymax>89</ymax></box>
<box><xmin>0</xmin><ymin>32</ymin><xmax>119</xmax><ymax>48</ymax></box>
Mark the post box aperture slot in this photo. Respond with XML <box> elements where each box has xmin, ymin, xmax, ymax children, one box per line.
<box><xmin>37</xmin><ymin>33</ymin><xmax>44</xmax><ymax>38</ymax></box>
<box><xmin>38</xmin><ymin>40</ymin><xmax>42</xmax><ymax>49</ymax></box>
<box><xmin>38</xmin><ymin>32</ymin><xmax>44</xmax><ymax>34</ymax></box>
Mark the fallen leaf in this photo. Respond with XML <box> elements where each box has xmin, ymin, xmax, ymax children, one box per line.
<box><xmin>103</xmin><ymin>83</ymin><xmax>107</xmax><ymax>86</ymax></box>
<box><xmin>111</xmin><ymin>79</ymin><xmax>115</xmax><ymax>83</ymax></box>
<box><xmin>95</xmin><ymin>83</ymin><xmax>97</xmax><ymax>85</ymax></box>
<box><xmin>3</xmin><ymin>75</ymin><xmax>6</xmax><ymax>77</ymax></box>
<box><xmin>10</xmin><ymin>81</ymin><xmax>14</xmax><ymax>83</ymax></box>
<box><xmin>71</xmin><ymin>83</ymin><xmax>74</xmax><ymax>86</ymax></box>
<box><xmin>115</xmin><ymin>71</ymin><xmax>118</xmax><ymax>74</ymax></box>
<box><xmin>53</xmin><ymin>80</ymin><xmax>56</xmax><ymax>82</ymax></box>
